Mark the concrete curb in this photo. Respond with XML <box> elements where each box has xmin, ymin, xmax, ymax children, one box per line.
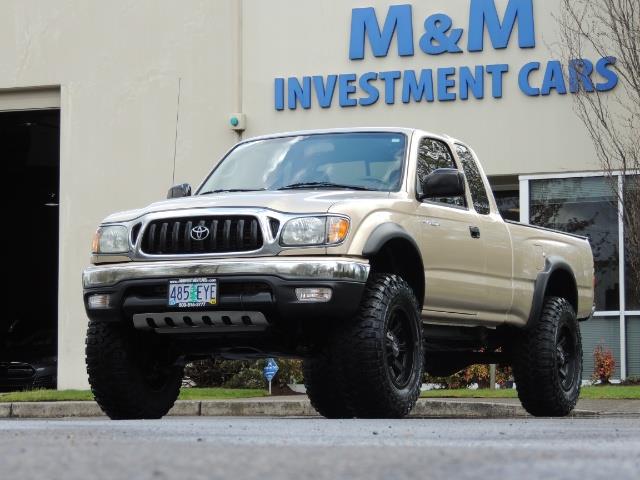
<box><xmin>0</xmin><ymin>398</ymin><xmax>598</xmax><ymax>419</ymax></box>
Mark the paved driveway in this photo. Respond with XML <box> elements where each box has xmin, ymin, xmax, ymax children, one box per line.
<box><xmin>1</xmin><ymin>416</ymin><xmax>639</xmax><ymax>480</ymax></box>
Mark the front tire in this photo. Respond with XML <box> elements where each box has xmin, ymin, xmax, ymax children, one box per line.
<box><xmin>85</xmin><ymin>320</ymin><xmax>183</xmax><ymax>420</ymax></box>
<box><xmin>303</xmin><ymin>349</ymin><xmax>354</xmax><ymax>419</ymax></box>
<box><xmin>513</xmin><ymin>296</ymin><xmax>582</xmax><ymax>417</ymax></box>
<box><xmin>335</xmin><ymin>274</ymin><xmax>423</xmax><ymax>418</ymax></box>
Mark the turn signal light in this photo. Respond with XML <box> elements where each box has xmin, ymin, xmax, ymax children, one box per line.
<box><xmin>327</xmin><ymin>217</ymin><xmax>350</xmax><ymax>244</ymax></box>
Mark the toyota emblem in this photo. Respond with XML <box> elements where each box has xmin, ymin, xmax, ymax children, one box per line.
<box><xmin>190</xmin><ymin>225</ymin><xmax>210</xmax><ymax>241</ymax></box>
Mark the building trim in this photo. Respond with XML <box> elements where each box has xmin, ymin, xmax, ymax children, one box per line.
<box><xmin>0</xmin><ymin>86</ymin><xmax>60</xmax><ymax>111</ymax></box>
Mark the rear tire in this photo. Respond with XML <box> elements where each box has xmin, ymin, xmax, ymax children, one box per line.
<box><xmin>85</xmin><ymin>320</ymin><xmax>183</xmax><ymax>420</ymax></box>
<box><xmin>513</xmin><ymin>296</ymin><xmax>582</xmax><ymax>417</ymax></box>
<box><xmin>335</xmin><ymin>274</ymin><xmax>423</xmax><ymax>418</ymax></box>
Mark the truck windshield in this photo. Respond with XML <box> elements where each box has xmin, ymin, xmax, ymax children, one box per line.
<box><xmin>198</xmin><ymin>132</ymin><xmax>406</xmax><ymax>194</ymax></box>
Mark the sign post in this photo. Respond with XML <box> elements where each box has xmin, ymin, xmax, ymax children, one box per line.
<box><xmin>263</xmin><ymin>358</ymin><xmax>279</xmax><ymax>395</ymax></box>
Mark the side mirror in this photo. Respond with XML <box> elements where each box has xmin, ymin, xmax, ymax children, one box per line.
<box><xmin>167</xmin><ymin>183</ymin><xmax>192</xmax><ymax>199</ymax></box>
<box><xmin>420</xmin><ymin>168</ymin><xmax>465</xmax><ymax>200</ymax></box>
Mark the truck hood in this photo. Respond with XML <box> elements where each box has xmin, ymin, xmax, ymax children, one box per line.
<box><xmin>102</xmin><ymin>190</ymin><xmax>392</xmax><ymax>223</ymax></box>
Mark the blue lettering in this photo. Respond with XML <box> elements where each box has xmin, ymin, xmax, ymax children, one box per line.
<box><xmin>339</xmin><ymin>73</ymin><xmax>358</xmax><ymax>107</ymax></box>
<box><xmin>518</xmin><ymin>62</ymin><xmax>540</xmax><ymax>96</ymax></box>
<box><xmin>438</xmin><ymin>67</ymin><xmax>456</xmax><ymax>101</ymax></box>
<box><xmin>275</xmin><ymin>78</ymin><xmax>285</xmax><ymax>110</ymax></box>
<box><xmin>486</xmin><ymin>64</ymin><xmax>509</xmax><ymax>98</ymax></box>
<box><xmin>419</xmin><ymin>14</ymin><xmax>463</xmax><ymax>55</ymax></box>
<box><xmin>349</xmin><ymin>5</ymin><xmax>414</xmax><ymax>60</ymax></box>
<box><xmin>468</xmin><ymin>0</ymin><xmax>535</xmax><ymax>52</ymax></box>
<box><xmin>287</xmin><ymin>77</ymin><xmax>312</xmax><ymax>110</ymax></box>
<box><xmin>379</xmin><ymin>71</ymin><xmax>401</xmax><ymax>104</ymax></box>
<box><xmin>402</xmin><ymin>69</ymin><xmax>434</xmax><ymax>103</ymax></box>
<box><xmin>595</xmin><ymin>56</ymin><xmax>618</xmax><ymax>92</ymax></box>
<box><xmin>541</xmin><ymin>61</ymin><xmax>567</xmax><ymax>95</ymax></box>
<box><xmin>459</xmin><ymin>66</ymin><xmax>485</xmax><ymax>100</ymax></box>
<box><xmin>358</xmin><ymin>72</ymin><xmax>380</xmax><ymax>106</ymax></box>
<box><xmin>569</xmin><ymin>59</ymin><xmax>594</xmax><ymax>93</ymax></box>
<box><xmin>313</xmin><ymin>75</ymin><xmax>338</xmax><ymax>108</ymax></box>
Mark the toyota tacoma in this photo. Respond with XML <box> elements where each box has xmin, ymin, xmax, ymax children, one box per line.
<box><xmin>83</xmin><ymin>128</ymin><xmax>595</xmax><ymax>419</ymax></box>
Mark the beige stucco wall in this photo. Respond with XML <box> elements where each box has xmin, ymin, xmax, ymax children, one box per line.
<box><xmin>0</xmin><ymin>1</ymin><xmax>239</xmax><ymax>388</ymax></box>
<box><xmin>0</xmin><ymin>0</ymin><xmax>613</xmax><ymax>388</ymax></box>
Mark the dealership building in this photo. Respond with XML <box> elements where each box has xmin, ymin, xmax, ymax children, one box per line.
<box><xmin>0</xmin><ymin>0</ymin><xmax>636</xmax><ymax>389</ymax></box>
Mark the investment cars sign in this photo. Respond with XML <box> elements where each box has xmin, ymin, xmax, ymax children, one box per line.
<box><xmin>274</xmin><ymin>0</ymin><xmax>618</xmax><ymax>110</ymax></box>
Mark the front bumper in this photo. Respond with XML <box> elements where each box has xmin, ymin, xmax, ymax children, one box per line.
<box><xmin>83</xmin><ymin>257</ymin><xmax>369</xmax><ymax>288</ymax></box>
<box><xmin>83</xmin><ymin>257</ymin><xmax>370</xmax><ymax>330</ymax></box>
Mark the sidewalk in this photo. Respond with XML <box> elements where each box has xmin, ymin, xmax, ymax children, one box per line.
<box><xmin>434</xmin><ymin>397</ymin><xmax>640</xmax><ymax>416</ymax></box>
<box><xmin>2</xmin><ymin>395</ymin><xmax>638</xmax><ymax>419</ymax></box>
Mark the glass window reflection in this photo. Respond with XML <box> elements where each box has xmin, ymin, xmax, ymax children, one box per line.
<box><xmin>530</xmin><ymin>177</ymin><xmax>619</xmax><ymax>311</ymax></box>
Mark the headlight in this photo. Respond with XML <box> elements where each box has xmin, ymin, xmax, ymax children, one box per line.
<box><xmin>280</xmin><ymin>216</ymin><xmax>350</xmax><ymax>246</ymax></box>
<box><xmin>92</xmin><ymin>226</ymin><xmax>129</xmax><ymax>254</ymax></box>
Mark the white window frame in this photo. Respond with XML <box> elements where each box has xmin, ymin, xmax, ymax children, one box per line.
<box><xmin>519</xmin><ymin>170</ymin><xmax>638</xmax><ymax>379</ymax></box>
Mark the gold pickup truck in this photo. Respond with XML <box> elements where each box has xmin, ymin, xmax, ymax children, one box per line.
<box><xmin>83</xmin><ymin>128</ymin><xmax>594</xmax><ymax>420</ymax></box>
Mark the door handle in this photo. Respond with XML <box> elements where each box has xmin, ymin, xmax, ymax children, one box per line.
<box><xmin>469</xmin><ymin>226</ymin><xmax>481</xmax><ymax>239</ymax></box>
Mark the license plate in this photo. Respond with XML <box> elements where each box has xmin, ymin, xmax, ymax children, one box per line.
<box><xmin>168</xmin><ymin>278</ymin><xmax>217</xmax><ymax>308</ymax></box>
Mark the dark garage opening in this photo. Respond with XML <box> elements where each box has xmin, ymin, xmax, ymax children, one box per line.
<box><xmin>0</xmin><ymin>109</ymin><xmax>60</xmax><ymax>391</ymax></box>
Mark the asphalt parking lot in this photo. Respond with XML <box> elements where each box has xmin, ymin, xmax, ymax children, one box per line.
<box><xmin>1</xmin><ymin>416</ymin><xmax>639</xmax><ymax>480</ymax></box>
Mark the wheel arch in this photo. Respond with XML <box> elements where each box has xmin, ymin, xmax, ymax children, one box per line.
<box><xmin>362</xmin><ymin>223</ymin><xmax>425</xmax><ymax>308</ymax></box>
<box><xmin>528</xmin><ymin>256</ymin><xmax>578</xmax><ymax>327</ymax></box>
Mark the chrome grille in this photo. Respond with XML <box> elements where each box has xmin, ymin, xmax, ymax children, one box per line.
<box><xmin>140</xmin><ymin>216</ymin><xmax>263</xmax><ymax>255</ymax></box>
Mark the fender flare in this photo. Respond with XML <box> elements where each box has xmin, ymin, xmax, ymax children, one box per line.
<box><xmin>528</xmin><ymin>256</ymin><xmax>578</xmax><ymax>327</ymax></box>
<box><xmin>361</xmin><ymin>223</ymin><xmax>426</xmax><ymax>306</ymax></box>
<box><xmin>362</xmin><ymin>222</ymin><xmax>422</xmax><ymax>260</ymax></box>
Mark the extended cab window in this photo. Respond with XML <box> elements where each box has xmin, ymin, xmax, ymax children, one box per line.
<box><xmin>416</xmin><ymin>138</ymin><xmax>465</xmax><ymax>207</ymax></box>
<box><xmin>455</xmin><ymin>144</ymin><xmax>490</xmax><ymax>215</ymax></box>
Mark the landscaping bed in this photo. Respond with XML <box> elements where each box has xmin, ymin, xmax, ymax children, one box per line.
<box><xmin>0</xmin><ymin>388</ymin><xmax>267</xmax><ymax>403</ymax></box>
<box><xmin>421</xmin><ymin>385</ymin><xmax>640</xmax><ymax>400</ymax></box>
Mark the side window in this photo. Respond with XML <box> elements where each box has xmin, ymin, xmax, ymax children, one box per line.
<box><xmin>456</xmin><ymin>144</ymin><xmax>490</xmax><ymax>215</ymax></box>
<box><xmin>416</xmin><ymin>138</ymin><xmax>465</xmax><ymax>207</ymax></box>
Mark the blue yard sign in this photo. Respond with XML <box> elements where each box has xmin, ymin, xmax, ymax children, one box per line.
<box><xmin>263</xmin><ymin>358</ymin><xmax>279</xmax><ymax>394</ymax></box>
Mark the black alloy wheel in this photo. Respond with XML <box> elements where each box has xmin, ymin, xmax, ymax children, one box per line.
<box><xmin>332</xmin><ymin>273</ymin><xmax>424</xmax><ymax>419</ymax></box>
<box><xmin>385</xmin><ymin>308</ymin><xmax>416</xmax><ymax>389</ymax></box>
<box><xmin>513</xmin><ymin>296</ymin><xmax>582</xmax><ymax>417</ymax></box>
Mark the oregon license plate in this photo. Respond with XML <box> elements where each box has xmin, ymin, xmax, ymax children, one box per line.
<box><xmin>168</xmin><ymin>278</ymin><xmax>217</xmax><ymax>308</ymax></box>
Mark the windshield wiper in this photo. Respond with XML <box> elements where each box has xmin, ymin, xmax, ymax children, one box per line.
<box><xmin>277</xmin><ymin>182</ymin><xmax>371</xmax><ymax>191</ymax></box>
<box><xmin>199</xmin><ymin>188</ymin><xmax>267</xmax><ymax>195</ymax></box>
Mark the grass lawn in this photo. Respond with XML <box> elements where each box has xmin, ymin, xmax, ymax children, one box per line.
<box><xmin>421</xmin><ymin>385</ymin><xmax>640</xmax><ymax>400</ymax></box>
<box><xmin>0</xmin><ymin>387</ymin><xmax>267</xmax><ymax>403</ymax></box>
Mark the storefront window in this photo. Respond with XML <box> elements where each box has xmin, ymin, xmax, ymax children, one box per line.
<box><xmin>624</xmin><ymin>176</ymin><xmax>640</xmax><ymax>310</ymax></box>
<box><xmin>626</xmin><ymin>241</ymin><xmax>640</xmax><ymax>311</ymax></box>
<box><xmin>530</xmin><ymin>176</ymin><xmax>619</xmax><ymax>311</ymax></box>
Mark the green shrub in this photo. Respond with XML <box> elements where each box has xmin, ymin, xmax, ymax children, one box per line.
<box><xmin>424</xmin><ymin>364</ymin><xmax>512</xmax><ymax>389</ymax></box>
<box><xmin>184</xmin><ymin>358</ymin><xmax>304</xmax><ymax>389</ymax></box>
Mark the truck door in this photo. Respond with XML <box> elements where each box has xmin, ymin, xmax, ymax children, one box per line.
<box><xmin>454</xmin><ymin>143</ymin><xmax>513</xmax><ymax>320</ymax></box>
<box><xmin>415</xmin><ymin>137</ymin><xmax>489</xmax><ymax>320</ymax></box>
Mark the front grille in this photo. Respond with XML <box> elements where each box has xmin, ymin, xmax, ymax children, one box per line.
<box><xmin>141</xmin><ymin>216</ymin><xmax>263</xmax><ymax>255</ymax></box>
